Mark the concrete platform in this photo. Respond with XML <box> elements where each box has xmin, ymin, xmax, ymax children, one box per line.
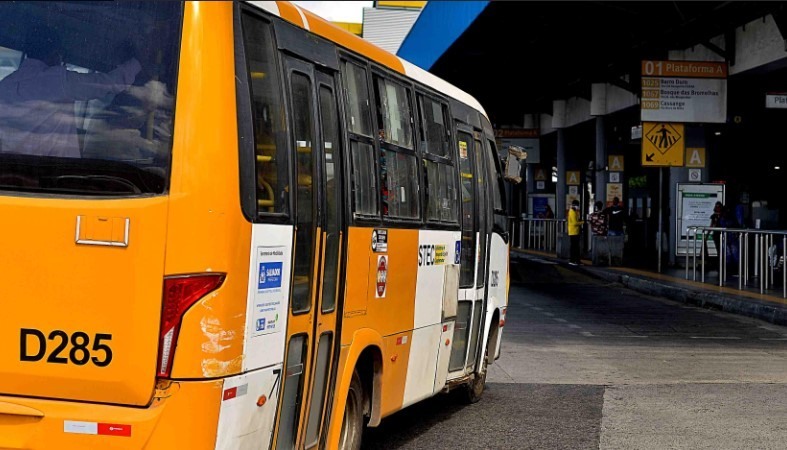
<box><xmin>512</xmin><ymin>248</ymin><xmax>787</xmax><ymax>326</ymax></box>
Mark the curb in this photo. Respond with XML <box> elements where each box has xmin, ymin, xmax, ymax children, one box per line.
<box><xmin>575</xmin><ymin>265</ymin><xmax>787</xmax><ymax>327</ymax></box>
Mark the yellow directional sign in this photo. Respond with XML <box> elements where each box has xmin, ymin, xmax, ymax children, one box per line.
<box><xmin>566</xmin><ymin>171</ymin><xmax>580</xmax><ymax>185</ymax></box>
<box><xmin>685</xmin><ymin>147</ymin><xmax>706</xmax><ymax>168</ymax></box>
<box><xmin>608</xmin><ymin>155</ymin><xmax>624</xmax><ymax>171</ymax></box>
<box><xmin>534</xmin><ymin>167</ymin><xmax>547</xmax><ymax>181</ymax></box>
<box><xmin>642</xmin><ymin>122</ymin><xmax>685</xmax><ymax>167</ymax></box>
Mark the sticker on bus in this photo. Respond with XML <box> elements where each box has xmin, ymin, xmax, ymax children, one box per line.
<box><xmin>253</xmin><ymin>246</ymin><xmax>287</xmax><ymax>337</ymax></box>
<box><xmin>372</xmin><ymin>229</ymin><xmax>388</xmax><ymax>253</ymax></box>
<box><xmin>376</xmin><ymin>255</ymin><xmax>388</xmax><ymax>298</ymax></box>
<box><xmin>258</xmin><ymin>262</ymin><xmax>283</xmax><ymax>290</ymax></box>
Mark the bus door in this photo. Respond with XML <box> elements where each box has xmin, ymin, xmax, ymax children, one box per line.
<box><xmin>482</xmin><ymin>137</ymin><xmax>509</xmax><ymax>362</ymax></box>
<box><xmin>275</xmin><ymin>56</ymin><xmax>343</xmax><ymax>450</ymax></box>
<box><xmin>448</xmin><ymin>127</ymin><xmax>488</xmax><ymax>377</ymax></box>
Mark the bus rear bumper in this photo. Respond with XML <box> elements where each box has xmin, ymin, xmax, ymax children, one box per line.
<box><xmin>0</xmin><ymin>379</ymin><xmax>223</xmax><ymax>450</ymax></box>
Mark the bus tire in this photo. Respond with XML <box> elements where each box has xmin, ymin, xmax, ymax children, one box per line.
<box><xmin>464</xmin><ymin>350</ymin><xmax>487</xmax><ymax>404</ymax></box>
<box><xmin>340</xmin><ymin>370</ymin><xmax>364</xmax><ymax>450</ymax></box>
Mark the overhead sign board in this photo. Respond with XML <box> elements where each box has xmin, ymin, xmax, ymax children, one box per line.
<box><xmin>642</xmin><ymin>60</ymin><xmax>728</xmax><ymax>78</ymax></box>
<box><xmin>642</xmin><ymin>122</ymin><xmax>685</xmax><ymax>167</ymax></box>
<box><xmin>494</xmin><ymin>128</ymin><xmax>539</xmax><ymax>139</ymax></box>
<box><xmin>641</xmin><ymin>60</ymin><xmax>727</xmax><ymax>123</ymax></box>
<box><xmin>566</xmin><ymin>171</ymin><xmax>580</xmax><ymax>186</ymax></box>
<box><xmin>766</xmin><ymin>93</ymin><xmax>787</xmax><ymax>109</ymax></box>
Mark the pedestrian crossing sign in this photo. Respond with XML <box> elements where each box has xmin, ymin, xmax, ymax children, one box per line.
<box><xmin>642</xmin><ymin>122</ymin><xmax>685</xmax><ymax>167</ymax></box>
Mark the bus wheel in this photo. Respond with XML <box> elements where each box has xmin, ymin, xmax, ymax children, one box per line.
<box><xmin>340</xmin><ymin>370</ymin><xmax>364</xmax><ymax>450</ymax></box>
<box><xmin>464</xmin><ymin>351</ymin><xmax>487</xmax><ymax>404</ymax></box>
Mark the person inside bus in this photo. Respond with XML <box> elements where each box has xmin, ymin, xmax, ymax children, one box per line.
<box><xmin>0</xmin><ymin>29</ymin><xmax>141</xmax><ymax>158</ymax></box>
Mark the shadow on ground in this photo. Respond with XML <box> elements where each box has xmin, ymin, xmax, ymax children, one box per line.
<box><xmin>362</xmin><ymin>383</ymin><xmax>604</xmax><ymax>449</ymax></box>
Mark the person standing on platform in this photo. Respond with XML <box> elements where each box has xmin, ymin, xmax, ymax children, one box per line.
<box><xmin>709</xmin><ymin>201</ymin><xmax>723</xmax><ymax>272</ymax></box>
<box><xmin>604</xmin><ymin>197</ymin><xmax>625</xmax><ymax>236</ymax></box>
<box><xmin>568</xmin><ymin>199</ymin><xmax>584</xmax><ymax>265</ymax></box>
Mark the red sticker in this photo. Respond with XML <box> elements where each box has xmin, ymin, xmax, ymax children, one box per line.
<box><xmin>223</xmin><ymin>387</ymin><xmax>238</xmax><ymax>401</ymax></box>
<box><xmin>98</xmin><ymin>423</ymin><xmax>131</xmax><ymax>437</ymax></box>
<box><xmin>376</xmin><ymin>256</ymin><xmax>387</xmax><ymax>298</ymax></box>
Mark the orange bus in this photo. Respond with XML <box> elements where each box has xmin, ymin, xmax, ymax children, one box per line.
<box><xmin>0</xmin><ymin>2</ymin><xmax>509</xmax><ymax>449</ymax></box>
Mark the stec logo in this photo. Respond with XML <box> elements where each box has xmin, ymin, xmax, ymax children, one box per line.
<box><xmin>418</xmin><ymin>245</ymin><xmax>437</xmax><ymax>266</ymax></box>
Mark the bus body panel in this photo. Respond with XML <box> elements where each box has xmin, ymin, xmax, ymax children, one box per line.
<box><xmin>480</xmin><ymin>232</ymin><xmax>509</xmax><ymax>362</ymax></box>
<box><xmin>0</xmin><ymin>196</ymin><xmax>168</xmax><ymax>406</ymax></box>
<box><xmin>380</xmin><ymin>330</ymin><xmax>414</xmax><ymax>418</ymax></box>
<box><xmin>166</xmin><ymin>2</ymin><xmax>252</xmax><ymax>381</ymax></box>
<box><xmin>402</xmin><ymin>229</ymin><xmax>461</xmax><ymax>406</ymax></box>
<box><xmin>401</xmin><ymin>324</ymin><xmax>442</xmax><ymax>408</ymax></box>
<box><xmin>214</xmin><ymin>365</ymin><xmax>282</xmax><ymax>450</ymax></box>
<box><xmin>340</xmin><ymin>227</ymin><xmax>420</xmax><ymax>345</ymax></box>
<box><xmin>0</xmin><ymin>380</ymin><xmax>222</xmax><ymax>450</ymax></box>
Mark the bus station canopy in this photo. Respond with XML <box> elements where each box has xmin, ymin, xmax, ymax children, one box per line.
<box><xmin>398</xmin><ymin>1</ymin><xmax>784</xmax><ymax>126</ymax></box>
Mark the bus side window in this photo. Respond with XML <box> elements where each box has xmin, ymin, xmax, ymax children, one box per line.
<box><xmin>486</xmin><ymin>139</ymin><xmax>508</xmax><ymax>234</ymax></box>
<box><xmin>418</xmin><ymin>94</ymin><xmax>457</xmax><ymax>224</ymax></box>
<box><xmin>373</xmin><ymin>75</ymin><xmax>420</xmax><ymax>220</ymax></box>
<box><xmin>240</xmin><ymin>12</ymin><xmax>288</xmax><ymax>216</ymax></box>
<box><xmin>341</xmin><ymin>60</ymin><xmax>378</xmax><ymax>218</ymax></box>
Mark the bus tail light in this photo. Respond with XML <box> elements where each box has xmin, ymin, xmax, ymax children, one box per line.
<box><xmin>157</xmin><ymin>274</ymin><xmax>226</xmax><ymax>378</ymax></box>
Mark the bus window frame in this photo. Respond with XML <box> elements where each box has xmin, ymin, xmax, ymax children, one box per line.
<box><xmin>416</xmin><ymin>90</ymin><xmax>459</xmax><ymax>228</ymax></box>
<box><xmin>485</xmin><ymin>137</ymin><xmax>509</xmax><ymax>238</ymax></box>
<box><xmin>286</xmin><ymin>66</ymin><xmax>320</xmax><ymax>316</ymax></box>
<box><xmin>370</xmin><ymin>66</ymin><xmax>424</xmax><ymax>227</ymax></box>
<box><xmin>339</xmin><ymin>53</ymin><xmax>383</xmax><ymax>227</ymax></box>
<box><xmin>455</xmin><ymin>122</ymin><xmax>478</xmax><ymax>288</ymax></box>
<box><xmin>235</xmin><ymin>4</ymin><xmax>294</xmax><ymax>224</ymax></box>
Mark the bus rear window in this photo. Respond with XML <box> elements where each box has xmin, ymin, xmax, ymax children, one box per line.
<box><xmin>0</xmin><ymin>2</ymin><xmax>182</xmax><ymax>196</ymax></box>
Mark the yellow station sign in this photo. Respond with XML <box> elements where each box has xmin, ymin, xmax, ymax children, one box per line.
<box><xmin>641</xmin><ymin>122</ymin><xmax>685</xmax><ymax>167</ymax></box>
<box><xmin>608</xmin><ymin>154</ymin><xmax>624</xmax><ymax>171</ymax></box>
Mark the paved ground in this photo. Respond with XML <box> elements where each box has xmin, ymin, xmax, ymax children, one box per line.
<box><xmin>362</xmin><ymin>255</ymin><xmax>787</xmax><ymax>449</ymax></box>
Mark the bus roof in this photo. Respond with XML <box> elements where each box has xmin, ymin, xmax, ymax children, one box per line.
<box><xmin>245</xmin><ymin>1</ymin><xmax>488</xmax><ymax>120</ymax></box>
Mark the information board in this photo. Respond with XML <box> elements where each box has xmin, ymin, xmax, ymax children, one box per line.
<box><xmin>641</xmin><ymin>60</ymin><xmax>727</xmax><ymax>123</ymax></box>
<box><xmin>675</xmin><ymin>183</ymin><xmax>725</xmax><ymax>256</ymax></box>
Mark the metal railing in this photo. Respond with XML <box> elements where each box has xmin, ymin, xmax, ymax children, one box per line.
<box><xmin>685</xmin><ymin>226</ymin><xmax>787</xmax><ymax>298</ymax></box>
<box><xmin>513</xmin><ymin>218</ymin><xmax>567</xmax><ymax>254</ymax></box>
